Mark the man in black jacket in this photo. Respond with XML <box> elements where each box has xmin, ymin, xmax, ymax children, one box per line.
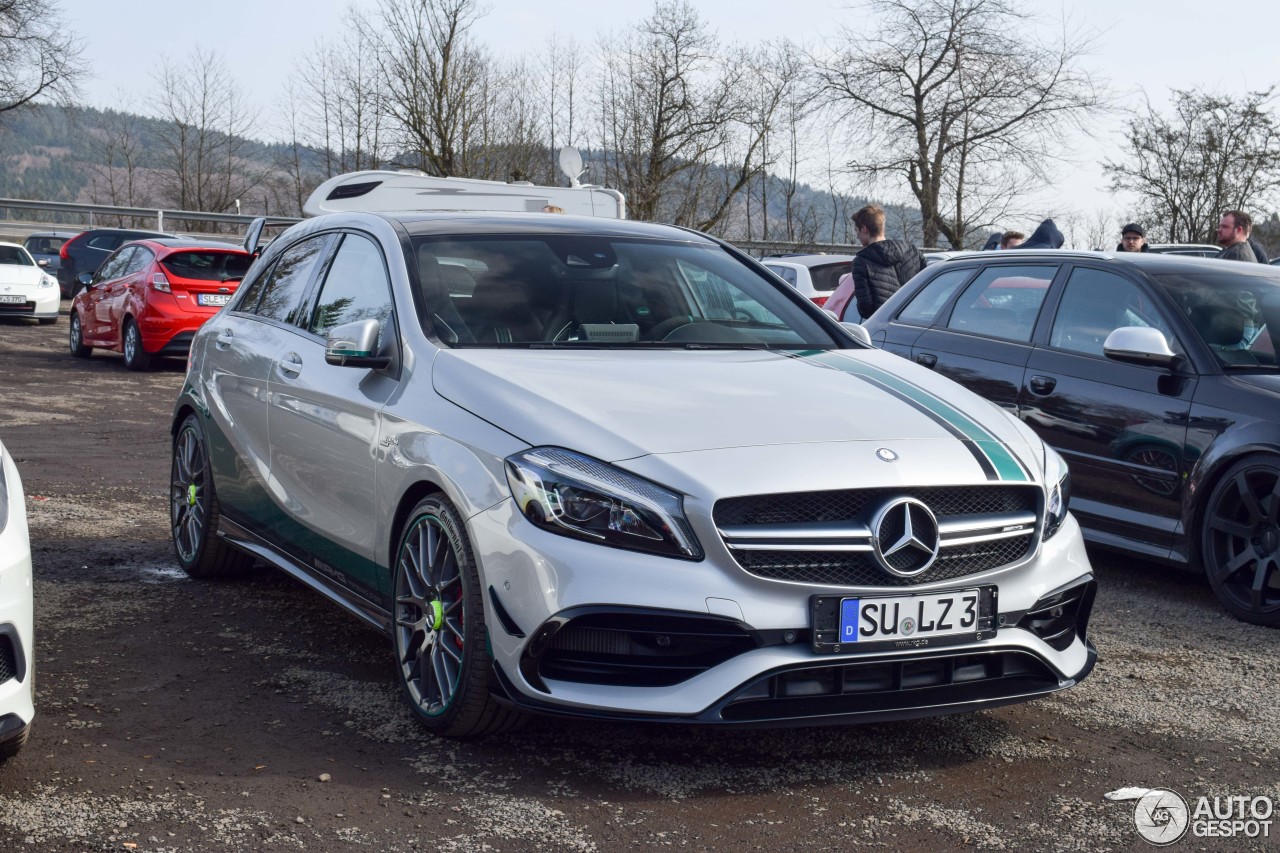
<box><xmin>851</xmin><ymin>204</ymin><xmax>926</xmax><ymax>320</ymax></box>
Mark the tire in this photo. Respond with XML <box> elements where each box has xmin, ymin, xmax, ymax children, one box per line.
<box><xmin>38</xmin><ymin>317</ymin><xmax>56</xmax><ymax>326</ymax></box>
<box><xmin>392</xmin><ymin>495</ymin><xmax>522</xmax><ymax>738</ymax></box>
<box><xmin>122</xmin><ymin>319</ymin><xmax>152</xmax><ymax>371</ymax></box>
<box><xmin>0</xmin><ymin>725</ymin><xmax>29</xmax><ymax>762</ymax></box>
<box><xmin>69</xmin><ymin>312</ymin><xmax>91</xmax><ymax>358</ymax></box>
<box><xmin>1201</xmin><ymin>454</ymin><xmax>1280</xmax><ymax>627</ymax></box>
<box><xmin>170</xmin><ymin>413</ymin><xmax>254</xmax><ymax>579</ymax></box>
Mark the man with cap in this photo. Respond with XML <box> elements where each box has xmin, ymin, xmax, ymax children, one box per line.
<box><xmin>1117</xmin><ymin>223</ymin><xmax>1149</xmax><ymax>252</ymax></box>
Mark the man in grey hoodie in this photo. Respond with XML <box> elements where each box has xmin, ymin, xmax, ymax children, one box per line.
<box><xmin>851</xmin><ymin>204</ymin><xmax>926</xmax><ymax>320</ymax></box>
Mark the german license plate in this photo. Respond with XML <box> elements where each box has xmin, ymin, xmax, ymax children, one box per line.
<box><xmin>811</xmin><ymin>587</ymin><xmax>997</xmax><ymax>653</ymax></box>
<box><xmin>198</xmin><ymin>293</ymin><xmax>230</xmax><ymax>307</ymax></box>
<box><xmin>0</xmin><ymin>295</ymin><xmax>24</xmax><ymax>304</ymax></box>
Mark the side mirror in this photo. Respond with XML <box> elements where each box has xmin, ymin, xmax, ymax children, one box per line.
<box><xmin>841</xmin><ymin>322</ymin><xmax>874</xmax><ymax>347</ymax></box>
<box><xmin>325</xmin><ymin>318</ymin><xmax>391</xmax><ymax>369</ymax></box>
<box><xmin>1103</xmin><ymin>326</ymin><xmax>1180</xmax><ymax>368</ymax></box>
<box><xmin>36</xmin><ymin>258</ymin><xmax>48</xmax><ymax>267</ymax></box>
<box><xmin>243</xmin><ymin>217</ymin><xmax>266</xmax><ymax>258</ymax></box>
<box><xmin>77</xmin><ymin>272</ymin><xmax>94</xmax><ymax>286</ymax></box>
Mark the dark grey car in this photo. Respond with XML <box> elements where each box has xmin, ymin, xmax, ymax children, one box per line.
<box><xmin>22</xmin><ymin>231</ymin><xmax>77</xmax><ymax>273</ymax></box>
<box><xmin>55</xmin><ymin>228</ymin><xmax>172</xmax><ymax>298</ymax></box>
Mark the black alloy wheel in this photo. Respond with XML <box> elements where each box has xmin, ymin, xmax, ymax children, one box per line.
<box><xmin>69</xmin><ymin>312</ymin><xmax>91</xmax><ymax>358</ymax></box>
<box><xmin>170</xmin><ymin>414</ymin><xmax>253</xmax><ymax>579</ymax></box>
<box><xmin>392</xmin><ymin>495</ymin><xmax>520</xmax><ymax>738</ymax></box>
<box><xmin>122</xmin><ymin>319</ymin><xmax>152</xmax><ymax>371</ymax></box>
<box><xmin>1202</xmin><ymin>454</ymin><xmax>1280</xmax><ymax>627</ymax></box>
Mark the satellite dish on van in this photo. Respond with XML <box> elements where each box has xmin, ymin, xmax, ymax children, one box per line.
<box><xmin>558</xmin><ymin>146</ymin><xmax>585</xmax><ymax>188</ymax></box>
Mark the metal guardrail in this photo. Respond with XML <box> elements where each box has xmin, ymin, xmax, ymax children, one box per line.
<box><xmin>732</xmin><ymin>239</ymin><xmax>859</xmax><ymax>257</ymax></box>
<box><xmin>0</xmin><ymin>197</ymin><xmax>301</xmax><ymax>232</ymax></box>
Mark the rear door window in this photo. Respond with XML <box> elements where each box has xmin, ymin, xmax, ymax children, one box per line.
<box><xmin>765</xmin><ymin>265</ymin><xmax>798</xmax><ymax>287</ymax></box>
<box><xmin>896</xmin><ymin>268</ymin><xmax>973</xmax><ymax>326</ymax></box>
<box><xmin>96</xmin><ymin>247</ymin><xmax>135</xmax><ymax>282</ymax></box>
<box><xmin>945</xmin><ymin>266</ymin><xmax>1056</xmax><ymax>342</ymax></box>
<box><xmin>123</xmin><ymin>247</ymin><xmax>153</xmax><ymax>276</ymax></box>
<box><xmin>1051</xmin><ymin>267</ymin><xmax>1173</xmax><ymax>356</ymax></box>
<box><xmin>252</xmin><ymin>234</ymin><xmax>335</xmax><ymax>325</ymax></box>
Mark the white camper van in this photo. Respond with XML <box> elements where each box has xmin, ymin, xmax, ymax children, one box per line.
<box><xmin>303</xmin><ymin>169</ymin><xmax>625</xmax><ymax>220</ymax></box>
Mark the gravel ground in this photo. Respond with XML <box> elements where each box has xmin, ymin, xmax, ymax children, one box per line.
<box><xmin>0</xmin><ymin>311</ymin><xmax>1277</xmax><ymax>851</ymax></box>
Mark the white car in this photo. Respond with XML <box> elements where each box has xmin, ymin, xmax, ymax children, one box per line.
<box><xmin>0</xmin><ymin>241</ymin><xmax>60</xmax><ymax>324</ymax></box>
<box><xmin>172</xmin><ymin>213</ymin><xmax>1096</xmax><ymax>737</ymax></box>
<box><xmin>762</xmin><ymin>254</ymin><xmax>854</xmax><ymax>308</ymax></box>
<box><xmin>0</xmin><ymin>436</ymin><xmax>34</xmax><ymax>760</ymax></box>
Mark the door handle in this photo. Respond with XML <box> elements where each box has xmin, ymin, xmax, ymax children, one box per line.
<box><xmin>278</xmin><ymin>353</ymin><xmax>303</xmax><ymax>378</ymax></box>
<box><xmin>1028</xmin><ymin>375</ymin><xmax>1057</xmax><ymax>395</ymax></box>
<box><xmin>214</xmin><ymin>329</ymin><xmax>234</xmax><ymax>350</ymax></box>
<box><xmin>915</xmin><ymin>353</ymin><xmax>937</xmax><ymax>369</ymax></box>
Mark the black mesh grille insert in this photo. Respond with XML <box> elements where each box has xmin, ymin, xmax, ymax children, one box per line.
<box><xmin>716</xmin><ymin>486</ymin><xmax>1039</xmax><ymax>586</ymax></box>
<box><xmin>0</xmin><ymin>635</ymin><xmax>15</xmax><ymax>684</ymax></box>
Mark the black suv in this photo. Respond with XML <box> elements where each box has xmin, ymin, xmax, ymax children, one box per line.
<box><xmin>862</xmin><ymin>249</ymin><xmax>1280</xmax><ymax>625</ymax></box>
<box><xmin>56</xmin><ymin>228</ymin><xmax>173</xmax><ymax>298</ymax></box>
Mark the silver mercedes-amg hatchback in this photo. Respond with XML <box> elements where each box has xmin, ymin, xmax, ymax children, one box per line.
<box><xmin>171</xmin><ymin>212</ymin><xmax>1096</xmax><ymax>737</ymax></box>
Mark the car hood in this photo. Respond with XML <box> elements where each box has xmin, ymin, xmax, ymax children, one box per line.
<box><xmin>0</xmin><ymin>266</ymin><xmax>45</xmax><ymax>290</ymax></box>
<box><xmin>432</xmin><ymin>347</ymin><xmax>1041</xmax><ymax>482</ymax></box>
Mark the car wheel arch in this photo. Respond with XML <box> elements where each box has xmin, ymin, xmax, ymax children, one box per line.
<box><xmin>388</xmin><ymin>479</ymin><xmax>455</xmax><ymax>573</ymax></box>
<box><xmin>1185</xmin><ymin>435</ymin><xmax>1280</xmax><ymax>570</ymax></box>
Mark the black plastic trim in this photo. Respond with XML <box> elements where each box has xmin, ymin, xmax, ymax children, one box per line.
<box><xmin>0</xmin><ymin>712</ymin><xmax>27</xmax><ymax>742</ymax></box>
<box><xmin>487</xmin><ymin>586</ymin><xmax>526</xmax><ymax>638</ymax></box>
<box><xmin>0</xmin><ymin>624</ymin><xmax>27</xmax><ymax>685</ymax></box>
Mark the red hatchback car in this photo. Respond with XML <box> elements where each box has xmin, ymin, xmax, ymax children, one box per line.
<box><xmin>69</xmin><ymin>239</ymin><xmax>252</xmax><ymax>370</ymax></box>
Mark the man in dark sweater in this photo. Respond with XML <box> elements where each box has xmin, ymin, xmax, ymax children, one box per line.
<box><xmin>1216</xmin><ymin>210</ymin><xmax>1262</xmax><ymax>263</ymax></box>
<box><xmin>851</xmin><ymin>204</ymin><xmax>925</xmax><ymax>320</ymax></box>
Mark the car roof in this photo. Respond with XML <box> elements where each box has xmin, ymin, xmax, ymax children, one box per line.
<box><xmin>135</xmin><ymin>237</ymin><xmax>246</xmax><ymax>252</ymax></box>
<box><xmin>762</xmin><ymin>253</ymin><xmax>855</xmax><ymax>267</ymax></box>
<box><xmin>374</xmin><ymin>211</ymin><xmax>720</xmax><ymax>243</ymax></box>
<box><xmin>25</xmin><ymin>230</ymin><xmax>77</xmax><ymax>238</ymax></box>
<box><xmin>939</xmin><ymin>248</ymin><xmax>1280</xmax><ymax>278</ymax></box>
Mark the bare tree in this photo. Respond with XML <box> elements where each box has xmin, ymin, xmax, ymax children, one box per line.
<box><xmin>1104</xmin><ymin>88</ymin><xmax>1280</xmax><ymax>244</ymax></box>
<box><xmin>378</xmin><ymin>0</ymin><xmax>493</xmax><ymax>177</ymax></box>
<box><xmin>0</xmin><ymin>0</ymin><xmax>86</xmax><ymax>116</ymax></box>
<box><xmin>86</xmin><ymin>102</ymin><xmax>154</xmax><ymax>218</ymax></box>
<box><xmin>816</xmin><ymin>0</ymin><xmax>1103</xmax><ymax>248</ymax></box>
<box><xmin>152</xmin><ymin>49</ymin><xmax>264</xmax><ymax>218</ymax></box>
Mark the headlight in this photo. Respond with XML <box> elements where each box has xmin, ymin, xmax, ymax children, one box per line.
<box><xmin>40</xmin><ymin>275</ymin><xmax>55</xmax><ymax>288</ymax></box>
<box><xmin>505</xmin><ymin>447</ymin><xmax>703</xmax><ymax>560</ymax></box>
<box><xmin>1042</xmin><ymin>446</ymin><xmax>1071</xmax><ymax>541</ymax></box>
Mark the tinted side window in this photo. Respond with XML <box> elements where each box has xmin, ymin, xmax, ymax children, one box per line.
<box><xmin>86</xmin><ymin>234</ymin><xmax>123</xmax><ymax>251</ymax></box>
<box><xmin>946</xmin><ymin>265</ymin><xmax>1056</xmax><ymax>342</ymax></box>
<box><xmin>810</xmin><ymin>263</ymin><xmax>850</xmax><ymax>292</ymax></box>
<box><xmin>97</xmin><ymin>247</ymin><xmax>135</xmax><ymax>281</ymax></box>
<box><xmin>1050</xmin><ymin>267</ymin><xmax>1172</xmax><ymax>356</ymax></box>
<box><xmin>308</xmin><ymin>234</ymin><xmax>393</xmax><ymax>339</ymax></box>
<box><xmin>897</xmin><ymin>268</ymin><xmax>972</xmax><ymax>326</ymax></box>
<box><xmin>766</xmin><ymin>265</ymin><xmax>798</xmax><ymax>287</ymax></box>
<box><xmin>254</xmin><ymin>235</ymin><xmax>333</xmax><ymax>325</ymax></box>
<box><xmin>124</xmin><ymin>247</ymin><xmax>153</xmax><ymax>276</ymax></box>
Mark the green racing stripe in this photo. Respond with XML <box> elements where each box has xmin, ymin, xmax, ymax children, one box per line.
<box><xmin>788</xmin><ymin>350</ymin><xmax>1030</xmax><ymax>482</ymax></box>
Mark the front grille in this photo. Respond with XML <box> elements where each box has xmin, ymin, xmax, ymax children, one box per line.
<box><xmin>715</xmin><ymin>485</ymin><xmax>1040</xmax><ymax>587</ymax></box>
<box><xmin>0</xmin><ymin>635</ymin><xmax>15</xmax><ymax>684</ymax></box>
<box><xmin>0</xmin><ymin>301</ymin><xmax>35</xmax><ymax>314</ymax></box>
<box><xmin>719</xmin><ymin>649</ymin><xmax>1059</xmax><ymax>722</ymax></box>
<box><xmin>734</xmin><ymin>536</ymin><xmax>1034</xmax><ymax>587</ymax></box>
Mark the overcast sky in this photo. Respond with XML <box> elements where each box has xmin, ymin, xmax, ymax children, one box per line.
<box><xmin>57</xmin><ymin>0</ymin><xmax>1280</xmax><ymax>240</ymax></box>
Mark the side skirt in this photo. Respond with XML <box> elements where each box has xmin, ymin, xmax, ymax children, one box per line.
<box><xmin>218</xmin><ymin>516</ymin><xmax>393</xmax><ymax>635</ymax></box>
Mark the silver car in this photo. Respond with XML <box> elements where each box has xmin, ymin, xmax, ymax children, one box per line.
<box><xmin>171</xmin><ymin>212</ymin><xmax>1096</xmax><ymax>737</ymax></box>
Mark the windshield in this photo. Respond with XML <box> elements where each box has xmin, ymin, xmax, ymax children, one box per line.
<box><xmin>407</xmin><ymin>236</ymin><xmax>841</xmax><ymax>349</ymax></box>
<box><xmin>1154</xmin><ymin>269</ymin><xmax>1280</xmax><ymax>370</ymax></box>
<box><xmin>0</xmin><ymin>245</ymin><xmax>34</xmax><ymax>266</ymax></box>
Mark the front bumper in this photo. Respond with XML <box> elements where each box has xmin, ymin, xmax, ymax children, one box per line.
<box><xmin>0</xmin><ymin>287</ymin><xmax>59</xmax><ymax>319</ymax></box>
<box><xmin>0</xmin><ymin>449</ymin><xmax>35</xmax><ymax>741</ymax></box>
<box><xmin>471</xmin><ymin>501</ymin><xmax>1095</xmax><ymax>725</ymax></box>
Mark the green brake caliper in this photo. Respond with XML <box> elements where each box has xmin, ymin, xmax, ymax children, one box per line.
<box><xmin>187</xmin><ymin>483</ymin><xmax>198</xmax><ymax>506</ymax></box>
<box><xmin>429</xmin><ymin>599</ymin><xmax>444</xmax><ymax>631</ymax></box>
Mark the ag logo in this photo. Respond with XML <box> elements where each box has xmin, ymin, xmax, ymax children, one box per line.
<box><xmin>1107</xmin><ymin>787</ymin><xmax>1189</xmax><ymax>846</ymax></box>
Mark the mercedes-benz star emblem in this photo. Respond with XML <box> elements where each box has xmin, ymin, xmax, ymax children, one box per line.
<box><xmin>871</xmin><ymin>498</ymin><xmax>940</xmax><ymax>576</ymax></box>
<box><xmin>875</xmin><ymin>447</ymin><xmax>898</xmax><ymax>463</ymax></box>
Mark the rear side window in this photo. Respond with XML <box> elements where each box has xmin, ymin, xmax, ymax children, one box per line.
<box><xmin>307</xmin><ymin>234</ymin><xmax>393</xmax><ymax>339</ymax></box>
<box><xmin>162</xmin><ymin>251</ymin><xmax>252</xmax><ymax>282</ymax></box>
<box><xmin>897</xmin><ymin>268</ymin><xmax>972</xmax><ymax>326</ymax></box>
<box><xmin>96</xmin><ymin>247</ymin><xmax>135</xmax><ymax>281</ymax></box>
<box><xmin>252</xmin><ymin>235</ymin><xmax>334</xmax><ymax>325</ymax></box>
<box><xmin>946</xmin><ymin>266</ymin><xmax>1056</xmax><ymax>342</ymax></box>
<box><xmin>86</xmin><ymin>234</ymin><xmax>123</xmax><ymax>251</ymax></box>
<box><xmin>124</xmin><ymin>247</ymin><xmax>154</xmax><ymax>276</ymax></box>
<box><xmin>809</xmin><ymin>262</ymin><xmax>850</xmax><ymax>292</ymax></box>
<box><xmin>766</xmin><ymin>265</ymin><xmax>798</xmax><ymax>287</ymax></box>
